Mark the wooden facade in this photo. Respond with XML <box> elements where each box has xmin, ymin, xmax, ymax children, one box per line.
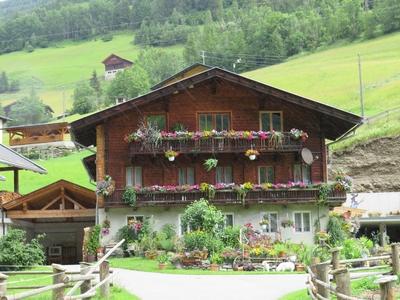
<box><xmin>6</xmin><ymin>122</ymin><xmax>69</xmax><ymax>146</ymax></box>
<box><xmin>71</xmin><ymin>66</ymin><xmax>362</xmax><ymax>208</ymax></box>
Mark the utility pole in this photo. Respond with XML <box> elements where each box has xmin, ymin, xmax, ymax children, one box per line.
<box><xmin>358</xmin><ymin>54</ymin><xmax>365</xmax><ymax>117</ymax></box>
<box><xmin>201</xmin><ymin>50</ymin><xmax>206</xmax><ymax>65</ymax></box>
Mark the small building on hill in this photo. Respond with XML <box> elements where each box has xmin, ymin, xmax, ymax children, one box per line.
<box><xmin>102</xmin><ymin>54</ymin><xmax>133</xmax><ymax>81</ymax></box>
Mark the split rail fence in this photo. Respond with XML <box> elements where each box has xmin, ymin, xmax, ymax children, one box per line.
<box><xmin>0</xmin><ymin>239</ymin><xmax>124</xmax><ymax>300</ymax></box>
<box><xmin>307</xmin><ymin>243</ymin><xmax>400</xmax><ymax>300</ymax></box>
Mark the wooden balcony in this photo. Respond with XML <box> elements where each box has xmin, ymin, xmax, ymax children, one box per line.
<box><xmin>129</xmin><ymin>133</ymin><xmax>303</xmax><ymax>156</ymax></box>
<box><xmin>106</xmin><ymin>188</ymin><xmax>346</xmax><ymax>208</ymax></box>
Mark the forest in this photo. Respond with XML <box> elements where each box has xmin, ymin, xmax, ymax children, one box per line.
<box><xmin>0</xmin><ymin>0</ymin><xmax>399</xmax><ymax>72</ymax></box>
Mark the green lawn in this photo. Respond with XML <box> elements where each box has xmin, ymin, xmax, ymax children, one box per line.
<box><xmin>109</xmin><ymin>257</ymin><xmax>302</xmax><ymax>275</ymax></box>
<box><xmin>4</xmin><ymin>267</ymin><xmax>139</xmax><ymax>300</ymax></box>
<box><xmin>0</xmin><ymin>32</ymin><xmax>183</xmax><ymax>115</ymax></box>
<box><xmin>0</xmin><ymin>150</ymin><xmax>93</xmax><ymax>194</ymax></box>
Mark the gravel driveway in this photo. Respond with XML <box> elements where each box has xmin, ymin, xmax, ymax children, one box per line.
<box><xmin>113</xmin><ymin>268</ymin><xmax>307</xmax><ymax>300</ymax></box>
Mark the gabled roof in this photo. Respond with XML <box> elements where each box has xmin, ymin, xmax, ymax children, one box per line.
<box><xmin>102</xmin><ymin>53</ymin><xmax>133</xmax><ymax>66</ymax></box>
<box><xmin>151</xmin><ymin>63</ymin><xmax>212</xmax><ymax>90</ymax></box>
<box><xmin>71</xmin><ymin>67</ymin><xmax>363</xmax><ymax>146</ymax></box>
<box><xmin>0</xmin><ymin>144</ymin><xmax>47</xmax><ymax>174</ymax></box>
<box><xmin>6</xmin><ymin>121</ymin><xmax>69</xmax><ymax>131</ymax></box>
<box><xmin>3</xmin><ymin>179</ymin><xmax>96</xmax><ymax>212</ymax></box>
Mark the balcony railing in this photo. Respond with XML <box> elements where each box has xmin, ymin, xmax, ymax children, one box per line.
<box><xmin>129</xmin><ymin>133</ymin><xmax>303</xmax><ymax>156</ymax></box>
<box><xmin>106</xmin><ymin>188</ymin><xmax>346</xmax><ymax>208</ymax></box>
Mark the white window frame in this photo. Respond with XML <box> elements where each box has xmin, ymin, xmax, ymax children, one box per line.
<box><xmin>260</xmin><ymin>212</ymin><xmax>279</xmax><ymax>233</ymax></box>
<box><xmin>178</xmin><ymin>214</ymin><xmax>190</xmax><ymax>236</ymax></box>
<box><xmin>127</xmin><ymin>215</ymin><xmax>144</xmax><ymax>225</ymax></box>
<box><xmin>223</xmin><ymin>213</ymin><xmax>235</xmax><ymax>228</ymax></box>
<box><xmin>293</xmin><ymin>211</ymin><xmax>312</xmax><ymax>233</ymax></box>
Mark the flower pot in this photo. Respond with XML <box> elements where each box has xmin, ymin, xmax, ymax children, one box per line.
<box><xmin>261</xmin><ymin>224</ymin><xmax>268</xmax><ymax>230</ymax></box>
<box><xmin>295</xmin><ymin>264</ymin><xmax>305</xmax><ymax>272</ymax></box>
<box><xmin>168</xmin><ymin>156</ymin><xmax>175</xmax><ymax>162</ymax></box>
<box><xmin>209</xmin><ymin>264</ymin><xmax>220</xmax><ymax>272</ymax></box>
<box><xmin>158</xmin><ymin>263</ymin><xmax>167</xmax><ymax>270</ymax></box>
<box><xmin>87</xmin><ymin>254</ymin><xmax>96</xmax><ymax>263</ymax></box>
<box><xmin>249</xmin><ymin>154</ymin><xmax>256</xmax><ymax>160</ymax></box>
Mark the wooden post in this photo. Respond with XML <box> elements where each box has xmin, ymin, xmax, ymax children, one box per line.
<box><xmin>330</xmin><ymin>247</ymin><xmax>342</xmax><ymax>270</ymax></box>
<box><xmin>315</xmin><ymin>263</ymin><xmax>330</xmax><ymax>299</ymax></box>
<box><xmin>99</xmin><ymin>260</ymin><xmax>110</xmax><ymax>299</ymax></box>
<box><xmin>96</xmin><ymin>124</ymin><xmax>105</xmax><ymax>209</ymax></box>
<box><xmin>379</xmin><ymin>223</ymin><xmax>387</xmax><ymax>247</ymax></box>
<box><xmin>0</xmin><ymin>273</ymin><xmax>8</xmax><ymax>298</ymax></box>
<box><xmin>391</xmin><ymin>243</ymin><xmax>400</xmax><ymax>275</ymax></box>
<box><xmin>13</xmin><ymin>169</ymin><xmax>19</xmax><ymax>194</ymax></box>
<box><xmin>311</xmin><ymin>257</ymin><xmax>320</xmax><ymax>276</ymax></box>
<box><xmin>375</xmin><ymin>275</ymin><xmax>397</xmax><ymax>300</ymax></box>
<box><xmin>332</xmin><ymin>268</ymin><xmax>351</xmax><ymax>300</ymax></box>
<box><xmin>80</xmin><ymin>262</ymin><xmax>92</xmax><ymax>299</ymax></box>
<box><xmin>52</xmin><ymin>264</ymin><xmax>66</xmax><ymax>300</ymax></box>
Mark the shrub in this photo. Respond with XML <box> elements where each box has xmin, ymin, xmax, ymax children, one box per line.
<box><xmin>0</xmin><ymin>229</ymin><xmax>45</xmax><ymax>270</ymax></box>
<box><xmin>183</xmin><ymin>230</ymin><xmax>223</xmax><ymax>254</ymax></box>
<box><xmin>87</xmin><ymin>225</ymin><xmax>101</xmax><ymax>255</ymax></box>
<box><xmin>181</xmin><ymin>198</ymin><xmax>224</xmax><ymax>235</ymax></box>
<box><xmin>341</xmin><ymin>238</ymin><xmax>372</xmax><ymax>259</ymax></box>
<box><xmin>101</xmin><ymin>34</ymin><xmax>113</xmax><ymax>42</ymax></box>
<box><xmin>327</xmin><ymin>214</ymin><xmax>349</xmax><ymax>246</ymax></box>
<box><xmin>221</xmin><ymin>226</ymin><xmax>240</xmax><ymax>249</ymax></box>
<box><xmin>156</xmin><ymin>231</ymin><xmax>176</xmax><ymax>252</ymax></box>
<box><xmin>122</xmin><ymin>188</ymin><xmax>136</xmax><ymax>207</ymax></box>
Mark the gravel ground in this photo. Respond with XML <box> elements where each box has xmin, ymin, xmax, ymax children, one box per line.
<box><xmin>113</xmin><ymin>268</ymin><xmax>308</xmax><ymax>300</ymax></box>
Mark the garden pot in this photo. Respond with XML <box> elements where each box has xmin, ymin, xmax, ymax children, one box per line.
<box><xmin>295</xmin><ymin>264</ymin><xmax>305</xmax><ymax>272</ymax></box>
<box><xmin>261</xmin><ymin>224</ymin><xmax>268</xmax><ymax>230</ymax></box>
<box><xmin>209</xmin><ymin>264</ymin><xmax>220</xmax><ymax>272</ymax></box>
<box><xmin>168</xmin><ymin>156</ymin><xmax>175</xmax><ymax>162</ymax></box>
<box><xmin>87</xmin><ymin>254</ymin><xmax>96</xmax><ymax>263</ymax></box>
<box><xmin>249</xmin><ymin>154</ymin><xmax>256</xmax><ymax>160</ymax></box>
<box><xmin>158</xmin><ymin>263</ymin><xmax>167</xmax><ymax>270</ymax></box>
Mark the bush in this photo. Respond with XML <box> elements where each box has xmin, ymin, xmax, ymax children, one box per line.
<box><xmin>87</xmin><ymin>225</ymin><xmax>101</xmax><ymax>255</ymax></box>
<box><xmin>183</xmin><ymin>230</ymin><xmax>223</xmax><ymax>254</ymax></box>
<box><xmin>156</xmin><ymin>224</ymin><xmax>177</xmax><ymax>251</ymax></box>
<box><xmin>327</xmin><ymin>214</ymin><xmax>349</xmax><ymax>246</ymax></box>
<box><xmin>101</xmin><ymin>34</ymin><xmax>113</xmax><ymax>42</ymax></box>
<box><xmin>181</xmin><ymin>198</ymin><xmax>224</xmax><ymax>235</ymax></box>
<box><xmin>220</xmin><ymin>226</ymin><xmax>240</xmax><ymax>249</ymax></box>
<box><xmin>341</xmin><ymin>238</ymin><xmax>372</xmax><ymax>259</ymax></box>
<box><xmin>122</xmin><ymin>188</ymin><xmax>136</xmax><ymax>207</ymax></box>
<box><xmin>0</xmin><ymin>229</ymin><xmax>45</xmax><ymax>270</ymax></box>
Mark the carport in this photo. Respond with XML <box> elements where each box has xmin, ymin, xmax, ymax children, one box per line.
<box><xmin>2</xmin><ymin>180</ymin><xmax>96</xmax><ymax>264</ymax></box>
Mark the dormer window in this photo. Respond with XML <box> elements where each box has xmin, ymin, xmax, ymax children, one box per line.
<box><xmin>199</xmin><ymin>113</ymin><xmax>230</xmax><ymax>131</ymax></box>
<box><xmin>260</xmin><ymin>111</ymin><xmax>282</xmax><ymax>131</ymax></box>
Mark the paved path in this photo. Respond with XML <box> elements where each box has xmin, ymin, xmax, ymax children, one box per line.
<box><xmin>113</xmin><ymin>268</ymin><xmax>307</xmax><ymax>300</ymax></box>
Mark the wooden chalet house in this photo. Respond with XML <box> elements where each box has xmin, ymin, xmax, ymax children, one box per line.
<box><xmin>102</xmin><ymin>54</ymin><xmax>133</xmax><ymax>81</ymax></box>
<box><xmin>71</xmin><ymin>65</ymin><xmax>362</xmax><ymax>244</ymax></box>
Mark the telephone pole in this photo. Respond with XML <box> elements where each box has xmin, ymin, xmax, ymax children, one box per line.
<box><xmin>358</xmin><ymin>54</ymin><xmax>365</xmax><ymax>117</ymax></box>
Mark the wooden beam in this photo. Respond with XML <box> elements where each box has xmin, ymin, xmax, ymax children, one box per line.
<box><xmin>0</xmin><ymin>167</ymin><xmax>18</xmax><ymax>171</ymax></box>
<box><xmin>23</xmin><ymin>202</ymin><xmax>28</xmax><ymax>211</ymax></box>
<box><xmin>61</xmin><ymin>187</ymin><xmax>65</xmax><ymax>210</ymax></box>
<box><xmin>14</xmin><ymin>169</ymin><xmax>19</xmax><ymax>193</ymax></box>
<box><xmin>7</xmin><ymin>209</ymin><xmax>96</xmax><ymax>219</ymax></box>
<box><xmin>41</xmin><ymin>196</ymin><xmax>61</xmax><ymax>210</ymax></box>
<box><xmin>64</xmin><ymin>195</ymin><xmax>86</xmax><ymax>209</ymax></box>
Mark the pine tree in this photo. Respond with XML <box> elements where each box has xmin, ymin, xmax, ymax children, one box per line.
<box><xmin>89</xmin><ymin>70</ymin><xmax>102</xmax><ymax>96</ymax></box>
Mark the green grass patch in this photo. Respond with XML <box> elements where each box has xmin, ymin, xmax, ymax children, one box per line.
<box><xmin>4</xmin><ymin>266</ymin><xmax>139</xmax><ymax>300</ymax></box>
<box><xmin>109</xmin><ymin>257</ymin><xmax>302</xmax><ymax>275</ymax></box>
<box><xmin>0</xmin><ymin>32</ymin><xmax>183</xmax><ymax>115</ymax></box>
<box><xmin>0</xmin><ymin>150</ymin><xmax>94</xmax><ymax>194</ymax></box>
<box><xmin>278</xmin><ymin>288</ymin><xmax>309</xmax><ymax>300</ymax></box>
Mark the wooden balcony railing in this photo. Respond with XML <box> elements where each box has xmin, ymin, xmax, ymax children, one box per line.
<box><xmin>129</xmin><ymin>133</ymin><xmax>303</xmax><ymax>156</ymax></box>
<box><xmin>106</xmin><ymin>188</ymin><xmax>346</xmax><ymax>208</ymax></box>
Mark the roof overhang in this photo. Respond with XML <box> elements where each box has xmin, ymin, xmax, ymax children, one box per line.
<box><xmin>71</xmin><ymin>67</ymin><xmax>363</xmax><ymax>147</ymax></box>
<box><xmin>0</xmin><ymin>144</ymin><xmax>47</xmax><ymax>174</ymax></box>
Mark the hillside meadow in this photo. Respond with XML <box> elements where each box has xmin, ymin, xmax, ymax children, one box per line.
<box><xmin>0</xmin><ymin>33</ymin><xmax>183</xmax><ymax>115</ymax></box>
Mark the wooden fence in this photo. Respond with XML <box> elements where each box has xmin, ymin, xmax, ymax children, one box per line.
<box><xmin>0</xmin><ymin>239</ymin><xmax>124</xmax><ymax>300</ymax></box>
<box><xmin>307</xmin><ymin>243</ymin><xmax>400</xmax><ymax>300</ymax></box>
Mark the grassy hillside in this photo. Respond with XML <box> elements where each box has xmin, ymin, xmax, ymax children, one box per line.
<box><xmin>1</xmin><ymin>150</ymin><xmax>94</xmax><ymax>194</ymax></box>
<box><xmin>244</xmin><ymin>32</ymin><xmax>400</xmax><ymax>117</ymax></box>
<box><xmin>0</xmin><ymin>32</ymin><xmax>183</xmax><ymax>115</ymax></box>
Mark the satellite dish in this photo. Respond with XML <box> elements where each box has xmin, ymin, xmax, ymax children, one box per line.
<box><xmin>301</xmin><ymin>148</ymin><xmax>314</xmax><ymax>165</ymax></box>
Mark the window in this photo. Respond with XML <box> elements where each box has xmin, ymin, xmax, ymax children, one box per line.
<box><xmin>294</xmin><ymin>212</ymin><xmax>311</xmax><ymax>233</ymax></box>
<box><xmin>293</xmin><ymin>164</ymin><xmax>311</xmax><ymax>184</ymax></box>
<box><xmin>258</xmin><ymin>166</ymin><xmax>275</xmax><ymax>184</ymax></box>
<box><xmin>127</xmin><ymin>215</ymin><xmax>144</xmax><ymax>226</ymax></box>
<box><xmin>224</xmin><ymin>213</ymin><xmax>234</xmax><ymax>227</ymax></box>
<box><xmin>216</xmin><ymin>166</ymin><xmax>233</xmax><ymax>184</ymax></box>
<box><xmin>178</xmin><ymin>167</ymin><xmax>195</xmax><ymax>185</ymax></box>
<box><xmin>260</xmin><ymin>111</ymin><xmax>282</xmax><ymax>131</ymax></box>
<box><xmin>126</xmin><ymin>166</ymin><xmax>142</xmax><ymax>187</ymax></box>
<box><xmin>261</xmin><ymin>212</ymin><xmax>278</xmax><ymax>233</ymax></box>
<box><xmin>147</xmin><ymin>114</ymin><xmax>166</xmax><ymax>130</ymax></box>
<box><xmin>179</xmin><ymin>215</ymin><xmax>190</xmax><ymax>236</ymax></box>
<box><xmin>199</xmin><ymin>113</ymin><xmax>230</xmax><ymax>131</ymax></box>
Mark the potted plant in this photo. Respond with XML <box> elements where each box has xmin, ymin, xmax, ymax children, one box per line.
<box><xmin>96</xmin><ymin>175</ymin><xmax>115</xmax><ymax>197</ymax></box>
<box><xmin>165</xmin><ymin>149</ymin><xmax>179</xmax><ymax>161</ymax></box>
<box><xmin>157</xmin><ymin>253</ymin><xmax>169</xmax><ymax>270</ymax></box>
<box><xmin>209</xmin><ymin>253</ymin><xmax>222</xmax><ymax>271</ymax></box>
<box><xmin>259</xmin><ymin>214</ymin><xmax>269</xmax><ymax>231</ymax></box>
<box><xmin>245</xmin><ymin>149</ymin><xmax>260</xmax><ymax>161</ymax></box>
<box><xmin>281</xmin><ymin>219</ymin><xmax>294</xmax><ymax>228</ymax></box>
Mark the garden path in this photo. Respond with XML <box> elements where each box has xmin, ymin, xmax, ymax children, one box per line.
<box><xmin>113</xmin><ymin>268</ymin><xmax>307</xmax><ymax>300</ymax></box>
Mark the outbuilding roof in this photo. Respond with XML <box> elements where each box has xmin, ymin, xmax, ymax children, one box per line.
<box><xmin>0</xmin><ymin>143</ymin><xmax>47</xmax><ymax>174</ymax></box>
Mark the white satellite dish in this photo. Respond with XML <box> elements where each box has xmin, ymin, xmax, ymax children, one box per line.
<box><xmin>301</xmin><ymin>148</ymin><xmax>314</xmax><ymax>165</ymax></box>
